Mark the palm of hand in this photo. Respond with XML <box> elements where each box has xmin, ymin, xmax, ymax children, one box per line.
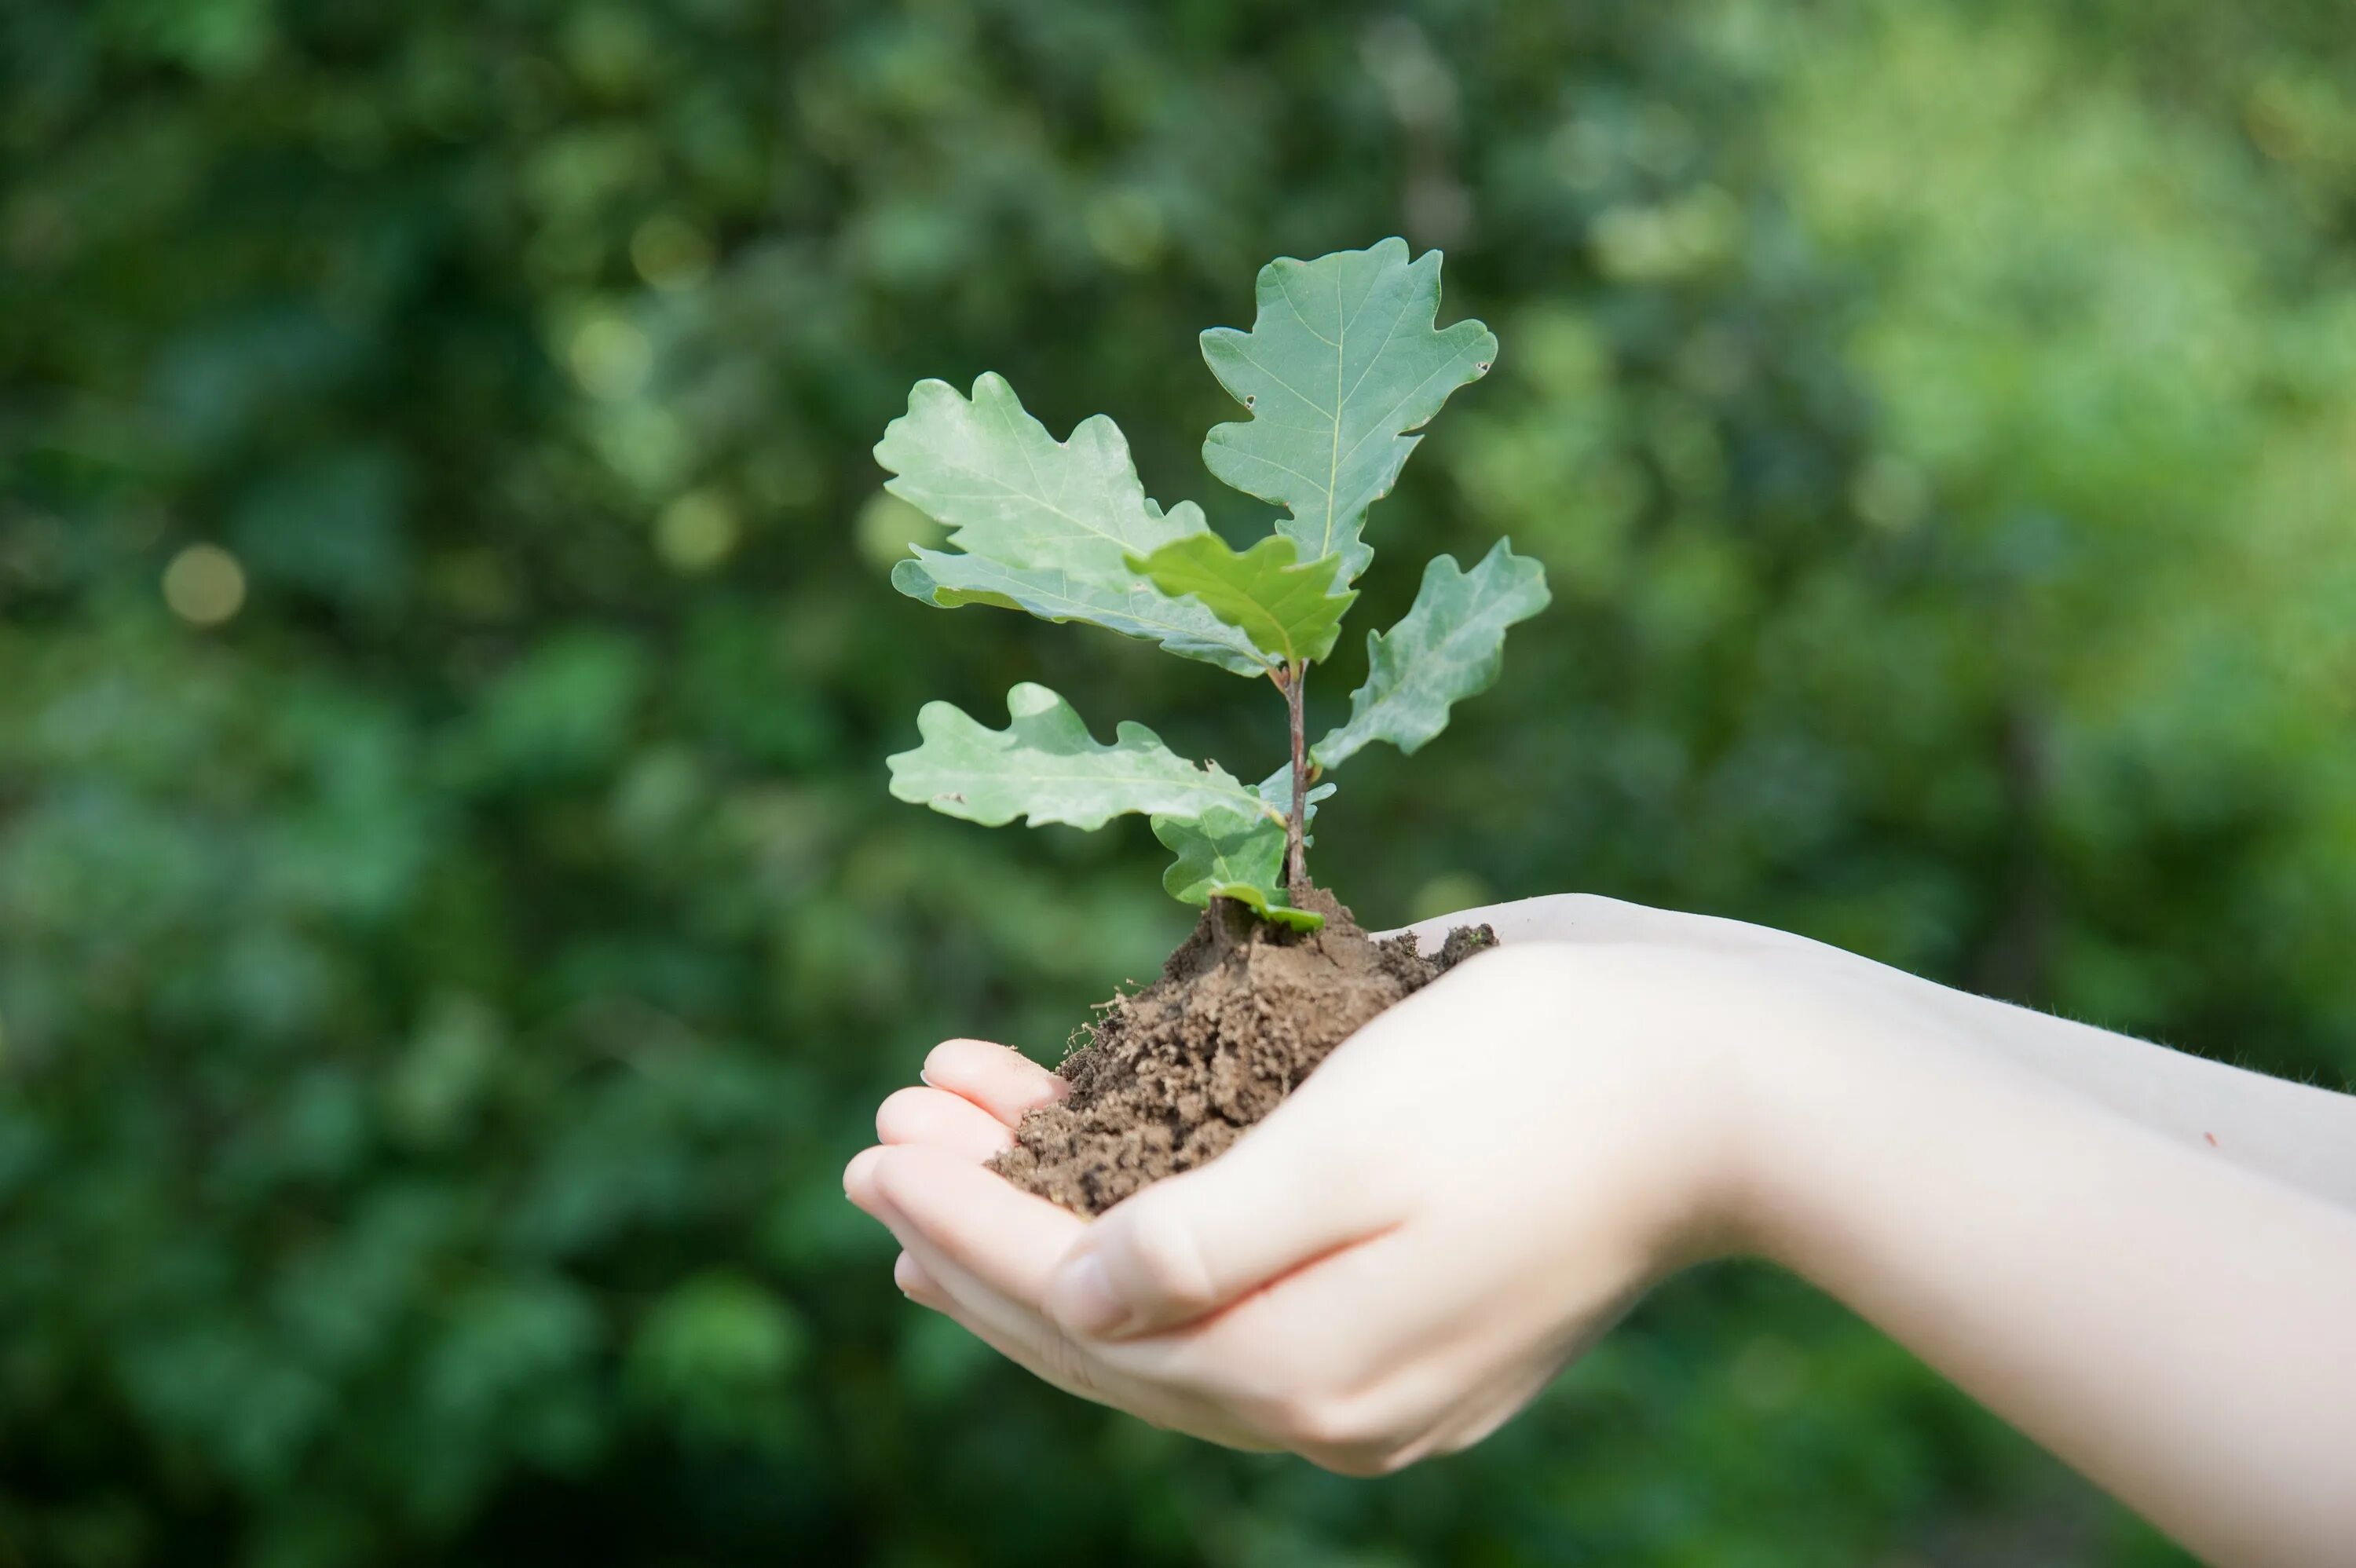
<box><xmin>845</xmin><ymin>912</ymin><xmax>1758</xmax><ymax>1475</ymax></box>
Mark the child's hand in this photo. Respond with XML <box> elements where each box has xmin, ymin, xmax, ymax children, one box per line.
<box><xmin>848</xmin><ymin>896</ymin><xmax>2356</xmax><ymax>1561</ymax></box>
<box><xmin>844</xmin><ymin>939</ymin><xmax>1788</xmax><ymax>1473</ymax></box>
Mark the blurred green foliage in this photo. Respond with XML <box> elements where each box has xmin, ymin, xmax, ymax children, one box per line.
<box><xmin>5</xmin><ymin>0</ymin><xmax>2356</xmax><ymax>1563</ymax></box>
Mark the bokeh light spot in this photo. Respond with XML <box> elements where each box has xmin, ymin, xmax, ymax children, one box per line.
<box><xmin>163</xmin><ymin>543</ymin><xmax>247</xmax><ymax>627</ymax></box>
<box><xmin>655</xmin><ymin>489</ymin><xmax>741</xmax><ymax>573</ymax></box>
<box><xmin>569</xmin><ymin>315</ymin><xmax>653</xmax><ymax>399</ymax></box>
<box><xmin>854</xmin><ymin>492</ymin><xmax>945</xmax><ymax>572</ymax></box>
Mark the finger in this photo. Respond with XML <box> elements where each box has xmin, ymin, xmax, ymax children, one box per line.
<box><xmin>921</xmin><ymin>1038</ymin><xmax>1070</xmax><ymax>1128</ymax></box>
<box><xmin>889</xmin><ymin>1221</ymin><xmax>1285</xmax><ymax>1451</ymax></box>
<box><xmin>861</xmin><ymin>1161</ymin><xmax>1202</xmax><ymax>1424</ymax></box>
<box><xmin>861</xmin><ymin>1151</ymin><xmax>1090</xmax><ymax>1367</ymax></box>
<box><xmin>1043</xmin><ymin>1109</ymin><xmax>1403</xmax><ymax>1341</ymax></box>
<box><xmin>868</xmin><ymin>1151</ymin><xmax>1346</xmax><ymax>1458</ymax></box>
<box><xmin>894</xmin><ymin>1249</ymin><xmax>946</xmax><ymax>1307</ymax></box>
<box><xmin>1157</xmin><ymin>1193</ymin><xmax>1641</xmax><ymax>1456</ymax></box>
<box><xmin>907</xmin><ymin>1268</ymin><xmax>1104</xmax><ymax>1403</ymax></box>
<box><xmin>876</xmin><ymin>1085</ymin><xmax>1015</xmax><ymax>1162</ymax></box>
<box><xmin>869</xmin><ymin>1144</ymin><xmax>1087</xmax><ymax>1307</ymax></box>
<box><xmin>843</xmin><ymin>1145</ymin><xmax>890</xmax><ymax>1215</ymax></box>
<box><xmin>1107</xmin><ymin>1223</ymin><xmax>1568</xmax><ymax>1466</ymax></box>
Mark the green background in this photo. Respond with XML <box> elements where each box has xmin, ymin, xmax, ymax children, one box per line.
<box><xmin>7</xmin><ymin>0</ymin><xmax>2355</xmax><ymax>1563</ymax></box>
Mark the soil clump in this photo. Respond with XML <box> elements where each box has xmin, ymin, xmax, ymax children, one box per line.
<box><xmin>990</xmin><ymin>889</ymin><xmax>1494</xmax><ymax>1215</ymax></box>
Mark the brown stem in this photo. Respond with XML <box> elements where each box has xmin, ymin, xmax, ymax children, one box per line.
<box><xmin>1282</xmin><ymin>662</ymin><xmax>1309</xmax><ymax>894</ymax></box>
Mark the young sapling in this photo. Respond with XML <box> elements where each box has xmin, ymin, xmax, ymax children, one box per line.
<box><xmin>882</xmin><ymin>238</ymin><xmax>1549</xmax><ymax>930</ymax></box>
<box><xmin>876</xmin><ymin>239</ymin><xmax>1550</xmax><ymax>1212</ymax></box>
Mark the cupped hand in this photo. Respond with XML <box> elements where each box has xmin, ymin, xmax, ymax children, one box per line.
<box><xmin>845</xmin><ymin>926</ymin><xmax>1815</xmax><ymax>1474</ymax></box>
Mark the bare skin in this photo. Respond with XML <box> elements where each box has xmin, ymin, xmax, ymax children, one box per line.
<box><xmin>844</xmin><ymin>894</ymin><xmax>2356</xmax><ymax>1568</ymax></box>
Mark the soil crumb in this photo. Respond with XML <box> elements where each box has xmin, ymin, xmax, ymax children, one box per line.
<box><xmin>990</xmin><ymin>889</ymin><xmax>1494</xmax><ymax>1215</ymax></box>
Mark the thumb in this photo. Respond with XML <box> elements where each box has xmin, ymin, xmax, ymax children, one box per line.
<box><xmin>1043</xmin><ymin>1114</ymin><xmax>1399</xmax><ymax>1340</ymax></box>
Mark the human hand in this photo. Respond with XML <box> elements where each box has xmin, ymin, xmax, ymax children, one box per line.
<box><xmin>850</xmin><ymin>897</ymin><xmax>2356</xmax><ymax>1561</ymax></box>
<box><xmin>845</xmin><ymin>939</ymin><xmax>1823</xmax><ymax>1473</ymax></box>
<box><xmin>1383</xmin><ymin>893</ymin><xmax>1894</xmax><ymax>992</ymax></box>
<box><xmin>1414</xmin><ymin>897</ymin><xmax>2356</xmax><ymax>1212</ymax></box>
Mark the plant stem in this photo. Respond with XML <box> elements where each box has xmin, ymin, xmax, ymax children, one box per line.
<box><xmin>1282</xmin><ymin>662</ymin><xmax>1309</xmax><ymax>893</ymax></box>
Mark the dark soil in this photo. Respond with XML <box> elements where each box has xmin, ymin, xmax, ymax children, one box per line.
<box><xmin>990</xmin><ymin>887</ymin><xmax>1494</xmax><ymax>1215</ymax></box>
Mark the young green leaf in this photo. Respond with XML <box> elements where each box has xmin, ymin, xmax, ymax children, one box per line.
<box><xmin>877</xmin><ymin>373</ymin><xmax>1198</xmax><ymax>565</ymax></box>
<box><xmin>1153</xmin><ymin>767</ymin><xmax>1336</xmax><ymax>930</ymax></box>
<box><xmin>887</xmin><ymin>682</ymin><xmax>1273</xmax><ymax>831</ymax></box>
<box><xmin>877</xmin><ymin>375</ymin><xmax>1268</xmax><ymax>674</ymax></box>
<box><xmin>1313</xmin><ymin>539</ymin><xmax>1551</xmax><ymax>769</ymax></box>
<box><xmin>1126</xmin><ymin>534</ymin><xmax>1357</xmax><ymax>667</ymax></box>
<box><xmin>1199</xmin><ymin>238</ymin><xmax>1496</xmax><ymax>583</ymax></box>
<box><xmin>891</xmin><ymin>551</ymin><xmax>1271</xmax><ymax>675</ymax></box>
<box><xmin>1194</xmin><ymin>878</ymin><xmax>1324</xmax><ymax>932</ymax></box>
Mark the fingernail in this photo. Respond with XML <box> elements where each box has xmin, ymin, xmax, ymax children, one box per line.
<box><xmin>1052</xmin><ymin>1254</ymin><xmax>1131</xmax><ymax>1337</ymax></box>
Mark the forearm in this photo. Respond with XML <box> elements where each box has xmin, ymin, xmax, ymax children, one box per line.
<box><xmin>1735</xmin><ymin>1003</ymin><xmax>2356</xmax><ymax>1568</ymax></box>
<box><xmin>1410</xmin><ymin>895</ymin><xmax>2356</xmax><ymax>1211</ymax></box>
<box><xmin>1886</xmin><ymin>974</ymin><xmax>2356</xmax><ymax>1212</ymax></box>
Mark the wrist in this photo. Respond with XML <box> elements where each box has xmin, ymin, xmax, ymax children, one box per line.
<box><xmin>1502</xmin><ymin>941</ymin><xmax>1794</xmax><ymax>1271</ymax></box>
<box><xmin>1708</xmin><ymin>962</ymin><xmax>1969</xmax><ymax>1270</ymax></box>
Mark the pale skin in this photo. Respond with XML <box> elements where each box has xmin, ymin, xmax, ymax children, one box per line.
<box><xmin>843</xmin><ymin>894</ymin><xmax>2356</xmax><ymax>1568</ymax></box>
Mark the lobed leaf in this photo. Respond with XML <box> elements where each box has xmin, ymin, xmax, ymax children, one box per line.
<box><xmin>1127</xmin><ymin>533</ymin><xmax>1356</xmax><ymax>667</ymax></box>
<box><xmin>1199</xmin><ymin>238</ymin><xmax>1496</xmax><ymax>583</ymax></box>
<box><xmin>1313</xmin><ymin>539</ymin><xmax>1551</xmax><ymax>769</ymax></box>
<box><xmin>876</xmin><ymin>374</ymin><xmax>1268</xmax><ymax>674</ymax></box>
<box><xmin>891</xmin><ymin>550</ymin><xmax>1270</xmax><ymax>675</ymax></box>
<box><xmin>1153</xmin><ymin>766</ymin><xmax>1335</xmax><ymax>930</ymax></box>
<box><xmin>886</xmin><ymin>682</ymin><xmax>1272</xmax><ymax>832</ymax></box>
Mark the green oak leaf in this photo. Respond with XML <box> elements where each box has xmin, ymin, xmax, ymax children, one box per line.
<box><xmin>1199</xmin><ymin>238</ymin><xmax>1496</xmax><ymax>583</ymax></box>
<box><xmin>891</xmin><ymin>550</ymin><xmax>1270</xmax><ymax>675</ymax></box>
<box><xmin>876</xmin><ymin>374</ymin><xmax>1268</xmax><ymax>674</ymax></box>
<box><xmin>1199</xmin><ymin>880</ymin><xmax>1324</xmax><ymax>932</ymax></box>
<box><xmin>1154</xmin><ymin>766</ymin><xmax>1336</xmax><ymax>931</ymax></box>
<box><xmin>887</xmin><ymin>683</ymin><xmax>1273</xmax><ymax>830</ymax></box>
<box><xmin>876</xmin><ymin>372</ymin><xmax>1198</xmax><ymax>566</ymax></box>
<box><xmin>1127</xmin><ymin>533</ymin><xmax>1357</xmax><ymax>667</ymax></box>
<box><xmin>1313</xmin><ymin>539</ymin><xmax>1551</xmax><ymax>769</ymax></box>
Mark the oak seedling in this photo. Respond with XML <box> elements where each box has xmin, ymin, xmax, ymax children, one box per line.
<box><xmin>882</xmin><ymin>239</ymin><xmax>1549</xmax><ymax>931</ymax></box>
